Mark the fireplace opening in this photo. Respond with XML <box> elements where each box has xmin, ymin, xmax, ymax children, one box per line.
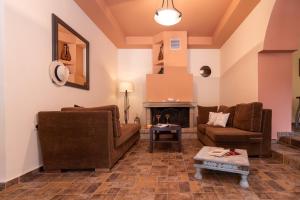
<box><xmin>150</xmin><ymin>107</ymin><xmax>189</xmax><ymax>128</ymax></box>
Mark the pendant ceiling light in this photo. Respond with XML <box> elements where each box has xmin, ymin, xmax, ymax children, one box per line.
<box><xmin>154</xmin><ymin>0</ymin><xmax>182</xmax><ymax>26</ymax></box>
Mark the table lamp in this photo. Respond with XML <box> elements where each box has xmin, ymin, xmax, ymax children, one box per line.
<box><xmin>119</xmin><ymin>81</ymin><xmax>134</xmax><ymax>124</ymax></box>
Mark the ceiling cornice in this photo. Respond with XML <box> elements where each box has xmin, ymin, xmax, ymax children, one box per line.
<box><xmin>74</xmin><ymin>0</ymin><xmax>260</xmax><ymax>49</ymax></box>
<box><xmin>212</xmin><ymin>0</ymin><xmax>260</xmax><ymax>47</ymax></box>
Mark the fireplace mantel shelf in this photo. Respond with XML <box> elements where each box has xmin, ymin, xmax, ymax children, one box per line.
<box><xmin>143</xmin><ymin>101</ymin><xmax>196</xmax><ymax>108</ymax></box>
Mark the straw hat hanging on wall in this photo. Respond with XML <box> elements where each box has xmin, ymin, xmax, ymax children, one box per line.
<box><xmin>49</xmin><ymin>61</ymin><xmax>70</xmax><ymax>86</ymax></box>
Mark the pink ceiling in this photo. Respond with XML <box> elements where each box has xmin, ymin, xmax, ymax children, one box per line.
<box><xmin>105</xmin><ymin>0</ymin><xmax>232</xmax><ymax>37</ymax></box>
<box><xmin>74</xmin><ymin>0</ymin><xmax>260</xmax><ymax>48</ymax></box>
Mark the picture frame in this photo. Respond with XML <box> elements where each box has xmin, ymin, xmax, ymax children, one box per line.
<box><xmin>52</xmin><ymin>14</ymin><xmax>90</xmax><ymax>90</ymax></box>
<box><xmin>299</xmin><ymin>58</ymin><xmax>300</xmax><ymax>77</ymax></box>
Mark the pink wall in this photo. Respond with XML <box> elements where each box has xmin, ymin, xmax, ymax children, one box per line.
<box><xmin>263</xmin><ymin>0</ymin><xmax>300</xmax><ymax>51</ymax></box>
<box><xmin>258</xmin><ymin>0</ymin><xmax>300</xmax><ymax>138</ymax></box>
<box><xmin>258</xmin><ymin>52</ymin><xmax>293</xmax><ymax>138</ymax></box>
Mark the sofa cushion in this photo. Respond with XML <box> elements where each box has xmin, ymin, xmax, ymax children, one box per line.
<box><xmin>61</xmin><ymin>105</ymin><xmax>122</xmax><ymax>137</ymax></box>
<box><xmin>218</xmin><ymin>105</ymin><xmax>236</xmax><ymax>127</ymax></box>
<box><xmin>207</xmin><ymin>112</ymin><xmax>219</xmax><ymax>125</ymax></box>
<box><xmin>115</xmin><ymin>124</ymin><xmax>140</xmax><ymax>147</ymax></box>
<box><xmin>198</xmin><ymin>124</ymin><xmax>223</xmax><ymax>135</ymax></box>
<box><xmin>197</xmin><ymin>106</ymin><xmax>218</xmax><ymax>124</ymax></box>
<box><xmin>233</xmin><ymin>102</ymin><xmax>263</xmax><ymax>132</ymax></box>
<box><xmin>213</xmin><ymin>113</ymin><xmax>230</xmax><ymax>127</ymax></box>
<box><xmin>206</xmin><ymin>127</ymin><xmax>262</xmax><ymax>143</ymax></box>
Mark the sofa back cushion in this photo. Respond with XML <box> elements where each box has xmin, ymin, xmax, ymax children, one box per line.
<box><xmin>61</xmin><ymin>105</ymin><xmax>122</xmax><ymax>137</ymax></box>
<box><xmin>218</xmin><ymin>105</ymin><xmax>236</xmax><ymax>127</ymax></box>
<box><xmin>233</xmin><ymin>102</ymin><xmax>263</xmax><ymax>132</ymax></box>
<box><xmin>197</xmin><ymin>106</ymin><xmax>218</xmax><ymax>124</ymax></box>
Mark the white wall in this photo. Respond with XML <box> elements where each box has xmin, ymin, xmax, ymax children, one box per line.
<box><xmin>189</xmin><ymin>49</ymin><xmax>220</xmax><ymax>107</ymax></box>
<box><xmin>292</xmin><ymin>49</ymin><xmax>300</xmax><ymax>122</ymax></box>
<box><xmin>117</xmin><ymin>49</ymin><xmax>220</xmax><ymax>125</ymax></box>
<box><xmin>3</xmin><ymin>0</ymin><xmax>118</xmax><ymax>182</ymax></box>
<box><xmin>220</xmin><ymin>0</ymin><xmax>275</xmax><ymax>105</ymax></box>
<box><xmin>0</xmin><ymin>0</ymin><xmax>6</xmax><ymax>183</ymax></box>
<box><xmin>117</xmin><ymin>49</ymin><xmax>152</xmax><ymax>124</ymax></box>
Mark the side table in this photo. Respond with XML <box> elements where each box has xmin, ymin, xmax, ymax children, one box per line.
<box><xmin>149</xmin><ymin>125</ymin><xmax>182</xmax><ymax>153</ymax></box>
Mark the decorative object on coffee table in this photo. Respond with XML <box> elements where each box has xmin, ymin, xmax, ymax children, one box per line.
<box><xmin>155</xmin><ymin>114</ymin><xmax>161</xmax><ymax>124</ymax></box>
<box><xmin>119</xmin><ymin>81</ymin><xmax>134</xmax><ymax>124</ymax></box>
<box><xmin>194</xmin><ymin>146</ymin><xmax>250</xmax><ymax>188</ymax></box>
<box><xmin>165</xmin><ymin>114</ymin><xmax>170</xmax><ymax>124</ymax></box>
<box><xmin>149</xmin><ymin>124</ymin><xmax>181</xmax><ymax>152</ymax></box>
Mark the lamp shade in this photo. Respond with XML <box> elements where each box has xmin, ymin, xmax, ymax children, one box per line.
<box><xmin>119</xmin><ymin>81</ymin><xmax>134</xmax><ymax>93</ymax></box>
<box><xmin>154</xmin><ymin>8</ymin><xmax>182</xmax><ymax>26</ymax></box>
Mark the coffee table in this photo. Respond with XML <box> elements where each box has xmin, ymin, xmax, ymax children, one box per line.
<box><xmin>149</xmin><ymin>124</ymin><xmax>182</xmax><ymax>153</ymax></box>
<box><xmin>193</xmin><ymin>146</ymin><xmax>250</xmax><ymax>188</ymax></box>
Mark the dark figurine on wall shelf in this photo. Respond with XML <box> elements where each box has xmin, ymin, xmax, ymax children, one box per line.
<box><xmin>158</xmin><ymin>67</ymin><xmax>164</xmax><ymax>74</ymax></box>
<box><xmin>61</xmin><ymin>43</ymin><xmax>71</xmax><ymax>61</ymax></box>
<box><xmin>158</xmin><ymin>43</ymin><xmax>164</xmax><ymax>61</ymax></box>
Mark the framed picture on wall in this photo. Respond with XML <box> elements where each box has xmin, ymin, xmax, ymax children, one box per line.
<box><xmin>299</xmin><ymin>58</ymin><xmax>300</xmax><ymax>77</ymax></box>
<box><xmin>52</xmin><ymin>14</ymin><xmax>90</xmax><ymax>90</ymax></box>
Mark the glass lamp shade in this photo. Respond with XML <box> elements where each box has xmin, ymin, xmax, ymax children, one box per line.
<box><xmin>119</xmin><ymin>81</ymin><xmax>134</xmax><ymax>93</ymax></box>
<box><xmin>154</xmin><ymin>8</ymin><xmax>182</xmax><ymax>26</ymax></box>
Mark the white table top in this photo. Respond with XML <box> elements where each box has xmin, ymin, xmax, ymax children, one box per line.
<box><xmin>194</xmin><ymin>146</ymin><xmax>249</xmax><ymax>167</ymax></box>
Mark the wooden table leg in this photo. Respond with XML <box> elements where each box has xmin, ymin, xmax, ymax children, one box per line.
<box><xmin>178</xmin><ymin>129</ymin><xmax>182</xmax><ymax>152</ymax></box>
<box><xmin>150</xmin><ymin>128</ymin><xmax>153</xmax><ymax>153</ymax></box>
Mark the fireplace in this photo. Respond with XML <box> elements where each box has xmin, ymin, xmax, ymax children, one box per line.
<box><xmin>144</xmin><ymin>102</ymin><xmax>196</xmax><ymax>129</ymax></box>
<box><xmin>151</xmin><ymin>107</ymin><xmax>189</xmax><ymax>128</ymax></box>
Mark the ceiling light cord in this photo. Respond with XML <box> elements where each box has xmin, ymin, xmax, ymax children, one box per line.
<box><xmin>171</xmin><ymin>0</ymin><xmax>182</xmax><ymax>17</ymax></box>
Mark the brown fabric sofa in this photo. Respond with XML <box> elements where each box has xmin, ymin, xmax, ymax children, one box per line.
<box><xmin>197</xmin><ymin>102</ymin><xmax>272</xmax><ymax>156</ymax></box>
<box><xmin>37</xmin><ymin>105</ymin><xmax>140</xmax><ymax>171</ymax></box>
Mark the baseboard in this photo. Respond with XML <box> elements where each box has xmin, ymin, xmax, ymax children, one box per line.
<box><xmin>0</xmin><ymin>166</ymin><xmax>42</xmax><ymax>191</ymax></box>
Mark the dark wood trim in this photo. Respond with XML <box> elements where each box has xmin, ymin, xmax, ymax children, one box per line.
<box><xmin>51</xmin><ymin>13</ymin><xmax>90</xmax><ymax>90</ymax></box>
<box><xmin>299</xmin><ymin>58</ymin><xmax>300</xmax><ymax>77</ymax></box>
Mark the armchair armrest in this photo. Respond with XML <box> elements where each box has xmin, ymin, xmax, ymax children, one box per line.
<box><xmin>37</xmin><ymin>111</ymin><xmax>114</xmax><ymax>170</ymax></box>
<box><xmin>261</xmin><ymin>109</ymin><xmax>272</xmax><ymax>156</ymax></box>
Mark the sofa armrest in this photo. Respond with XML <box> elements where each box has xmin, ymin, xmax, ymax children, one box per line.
<box><xmin>37</xmin><ymin>111</ymin><xmax>114</xmax><ymax>170</ymax></box>
<box><xmin>261</xmin><ymin>109</ymin><xmax>272</xmax><ymax>156</ymax></box>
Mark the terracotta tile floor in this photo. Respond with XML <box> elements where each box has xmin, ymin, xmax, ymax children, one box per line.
<box><xmin>1</xmin><ymin>139</ymin><xmax>300</xmax><ymax>200</ymax></box>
